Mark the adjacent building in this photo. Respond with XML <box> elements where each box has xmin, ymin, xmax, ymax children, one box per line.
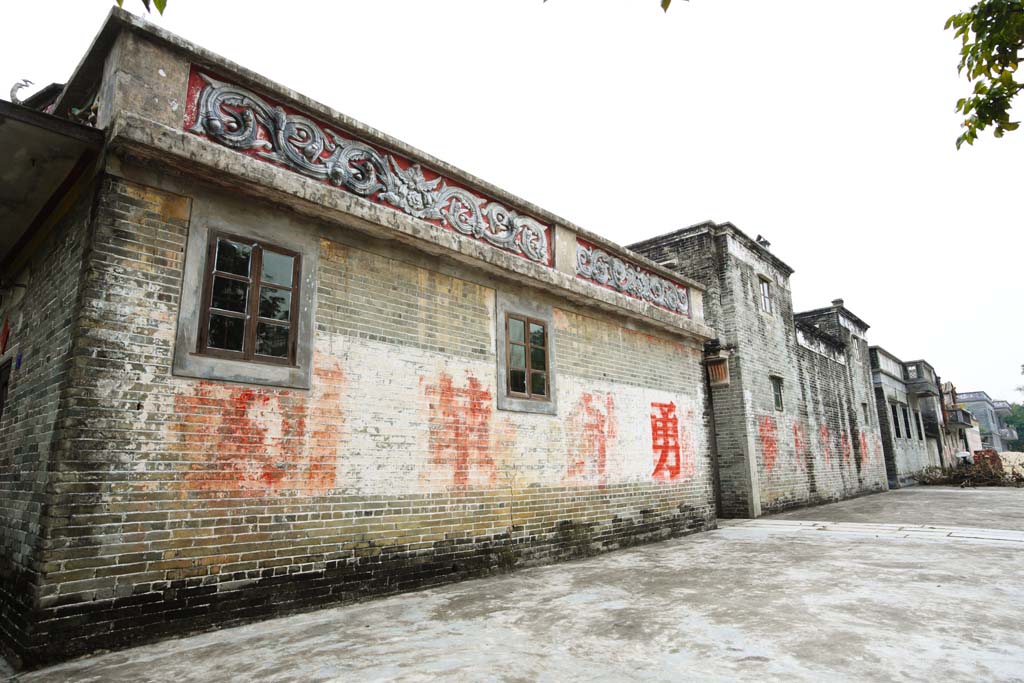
<box><xmin>630</xmin><ymin>222</ymin><xmax>889</xmax><ymax>517</ymax></box>
<box><xmin>869</xmin><ymin>348</ymin><xmax>943</xmax><ymax>486</ymax></box>
<box><xmin>956</xmin><ymin>392</ymin><xmax>1019</xmax><ymax>451</ymax></box>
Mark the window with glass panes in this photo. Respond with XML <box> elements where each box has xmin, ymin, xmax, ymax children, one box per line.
<box><xmin>770</xmin><ymin>376</ymin><xmax>784</xmax><ymax>411</ymax></box>
<box><xmin>198</xmin><ymin>234</ymin><xmax>300</xmax><ymax>365</ymax></box>
<box><xmin>505</xmin><ymin>313</ymin><xmax>548</xmax><ymax>400</ymax></box>
<box><xmin>759</xmin><ymin>277</ymin><xmax>772</xmax><ymax>313</ymax></box>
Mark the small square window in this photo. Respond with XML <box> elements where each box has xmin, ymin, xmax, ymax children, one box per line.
<box><xmin>770</xmin><ymin>376</ymin><xmax>784</xmax><ymax>411</ymax></box>
<box><xmin>759</xmin><ymin>278</ymin><xmax>772</xmax><ymax>313</ymax></box>
<box><xmin>506</xmin><ymin>313</ymin><xmax>548</xmax><ymax>401</ymax></box>
<box><xmin>198</xmin><ymin>233</ymin><xmax>301</xmax><ymax>366</ymax></box>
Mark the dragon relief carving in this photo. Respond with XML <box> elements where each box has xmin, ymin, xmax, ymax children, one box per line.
<box><xmin>189</xmin><ymin>73</ymin><xmax>550</xmax><ymax>264</ymax></box>
<box><xmin>576</xmin><ymin>243</ymin><xmax>690</xmax><ymax>316</ymax></box>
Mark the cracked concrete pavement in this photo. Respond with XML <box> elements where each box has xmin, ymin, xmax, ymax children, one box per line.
<box><xmin>8</xmin><ymin>487</ymin><xmax>1024</xmax><ymax>682</ymax></box>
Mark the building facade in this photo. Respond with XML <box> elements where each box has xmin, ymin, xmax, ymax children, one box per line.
<box><xmin>938</xmin><ymin>382</ymin><xmax>978</xmax><ymax>460</ymax></box>
<box><xmin>630</xmin><ymin>223</ymin><xmax>889</xmax><ymax>517</ymax></box>
<box><xmin>0</xmin><ymin>11</ymin><xmax>719</xmax><ymax>666</ymax></box>
<box><xmin>956</xmin><ymin>392</ymin><xmax>1018</xmax><ymax>451</ymax></box>
<box><xmin>869</xmin><ymin>348</ymin><xmax>942</xmax><ymax>486</ymax></box>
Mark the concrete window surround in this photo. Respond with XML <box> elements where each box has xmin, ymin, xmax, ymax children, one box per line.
<box><xmin>172</xmin><ymin>193</ymin><xmax>319</xmax><ymax>390</ymax></box>
<box><xmin>495</xmin><ymin>292</ymin><xmax>557</xmax><ymax>415</ymax></box>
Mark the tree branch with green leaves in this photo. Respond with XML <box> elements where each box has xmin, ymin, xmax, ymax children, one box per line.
<box><xmin>947</xmin><ymin>0</ymin><xmax>1024</xmax><ymax>148</ymax></box>
<box><xmin>114</xmin><ymin>0</ymin><xmax>166</xmax><ymax>14</ymax></box>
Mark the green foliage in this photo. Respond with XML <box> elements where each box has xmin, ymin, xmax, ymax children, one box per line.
<box><xmin>946</xmin><ymin>0</ymin><xmax>1024</xmax><ymax>148</ymax></box>
<box><xmin>114</xmin><ymin>0</ymin><xmax>166</xmax><ymax>14</ymax></box>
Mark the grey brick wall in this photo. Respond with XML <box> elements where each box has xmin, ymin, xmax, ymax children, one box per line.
<box><xmin>0</xmin><ymin>187</ymin><xmax>95</xmax><ymax>663</ymax></box>
<box><xmin>9</xmin><ymin>173</ymin><xmax>716</xmax><ymax>665</ymax></box>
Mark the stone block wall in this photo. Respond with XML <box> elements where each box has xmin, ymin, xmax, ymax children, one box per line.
<box><xmin>16</xmin><ymin>173</ymin><xmax>715</xmax><ymax>664</ymax></box>
<box><xmin>0</xmin><ymin>190</ymin><xmax>95</xmax><ymax>662</ymax></box>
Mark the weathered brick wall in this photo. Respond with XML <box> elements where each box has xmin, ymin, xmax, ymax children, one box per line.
<box><xmin>22</xmin><ymin>175</ymin><xmax>714</xmax><ymax>664</ymax></box>
<box><xmin>632</xmin><ymin>226</ymin><xmax>888</xmax><ymax>516</ymax></box>
<box><xmin>0</xmin><ymin>190</ymin><xmax>94</xmax><ymax>662</ymax></box>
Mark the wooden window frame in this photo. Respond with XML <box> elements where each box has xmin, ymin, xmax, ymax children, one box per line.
<box><xmin>196</xmin><ymin>232</ymin><xmax>301</xmax><ymax>367</ymax></box>
<box><xmin>504</xmin><ymin>313</ymin><xmax>549</xmax><ymax>401</ymax></box>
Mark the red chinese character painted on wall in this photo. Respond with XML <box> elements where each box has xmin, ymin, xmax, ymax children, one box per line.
<box><xmin>758</xmin><ymin>416</ymin><xmax>779</xmax><ymax>471</ymax></box>
<box><xmin>424</xmin><ymin>371</ymin><xmax>495</xmax><ymax>490</ymax></box>
<box><xmin>793</xmin><ymin>421</ymin><xmax>808</xmax><ymax>470</ymax></box>
<box><xmin>566</xmin><ymin>392</ymin><xmax>617</xmax><ymax>487</ymax></box>
<box><xmin>649</xmin><ymin>401</ymin><xmax>695</xmax><ymax>481</ymax></box>
<box><xmin>651</xmin><ymin>401</ymin><xmax>682</xmax><ymax>480</ymax></box>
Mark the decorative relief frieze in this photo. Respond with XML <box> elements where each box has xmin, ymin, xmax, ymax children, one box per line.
<box><xmin>185</xmin><ymin>71</ymin><xmax>551</xmax><ymax>265</ymax></box>
<box><xmin>575</xmin><ymin>240</ymin><xmax>690</xmax><ymax>316</ymax></box>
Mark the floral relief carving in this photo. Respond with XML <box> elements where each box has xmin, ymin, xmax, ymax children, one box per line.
<box><xmin>576</xmin><ymin>241</ymin><xmax>690</xmax><ymax>316</ymax></box>
<box><xmin>187</xmin><ymin>72</ymin><xmax>550</xmax><ymax>265</ymax></box>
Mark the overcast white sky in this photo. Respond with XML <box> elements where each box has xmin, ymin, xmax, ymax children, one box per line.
<box><xmin>3</xmin><ymin>1</ymin><xmax>1021</xmax><ymax>400</ymax></box>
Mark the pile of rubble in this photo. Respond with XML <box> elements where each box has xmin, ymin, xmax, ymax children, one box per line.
<box><xmin>917</xmin><ymin>450</ymin><xmax>1024</xmax><ymax>488</ymax></box>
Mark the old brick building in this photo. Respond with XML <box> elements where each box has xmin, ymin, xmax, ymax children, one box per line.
<box><xmin>869</xmin><ymin>348</ymin><xmax>943</xmax><ymax>487</ymax></box>
<box><xmin>0</xmin><ymin>8</ymin><xmax>985</xmax><ymax>669</ymax></box>
<box><xmin>956</xmin><ymin>391</ymin><xmax>1018</xmax><ymax>451</ymax></box>
<box><xmin>0</xmin><ymin>11</ymin><xmax>719</xmax><ymax>666</ymax></box>
<box><xmin>630</xmin><ymin>222</ymin><xmax>889</xmax><ymax>517</ymax></box>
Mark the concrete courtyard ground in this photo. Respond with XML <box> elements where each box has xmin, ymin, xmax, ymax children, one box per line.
<box><xmin>8</xmin><ymin>487</ymin><xmax>1024</xmax><ymax>682</ymax></box>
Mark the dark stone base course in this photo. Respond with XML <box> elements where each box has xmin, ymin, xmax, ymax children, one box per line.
<box><xmin>15</xmin><ymin>505</ymin><xmax>714</xmax><ymax>669</ymax></box>
<box><xmin>758</xmin><ymin>484</ymin><xmax>889</xmax><ymax>516</ymax></box>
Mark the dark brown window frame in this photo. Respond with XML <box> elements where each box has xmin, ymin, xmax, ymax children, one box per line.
<box><xmin>505</xmin><ymin>313</ymin><xmax>549</xmax><ymax>401</ymax></box>
<box><xmin>196</xmin><ymin>232</ymin><xmax>301</xmax><ymax>367</ymax></box>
